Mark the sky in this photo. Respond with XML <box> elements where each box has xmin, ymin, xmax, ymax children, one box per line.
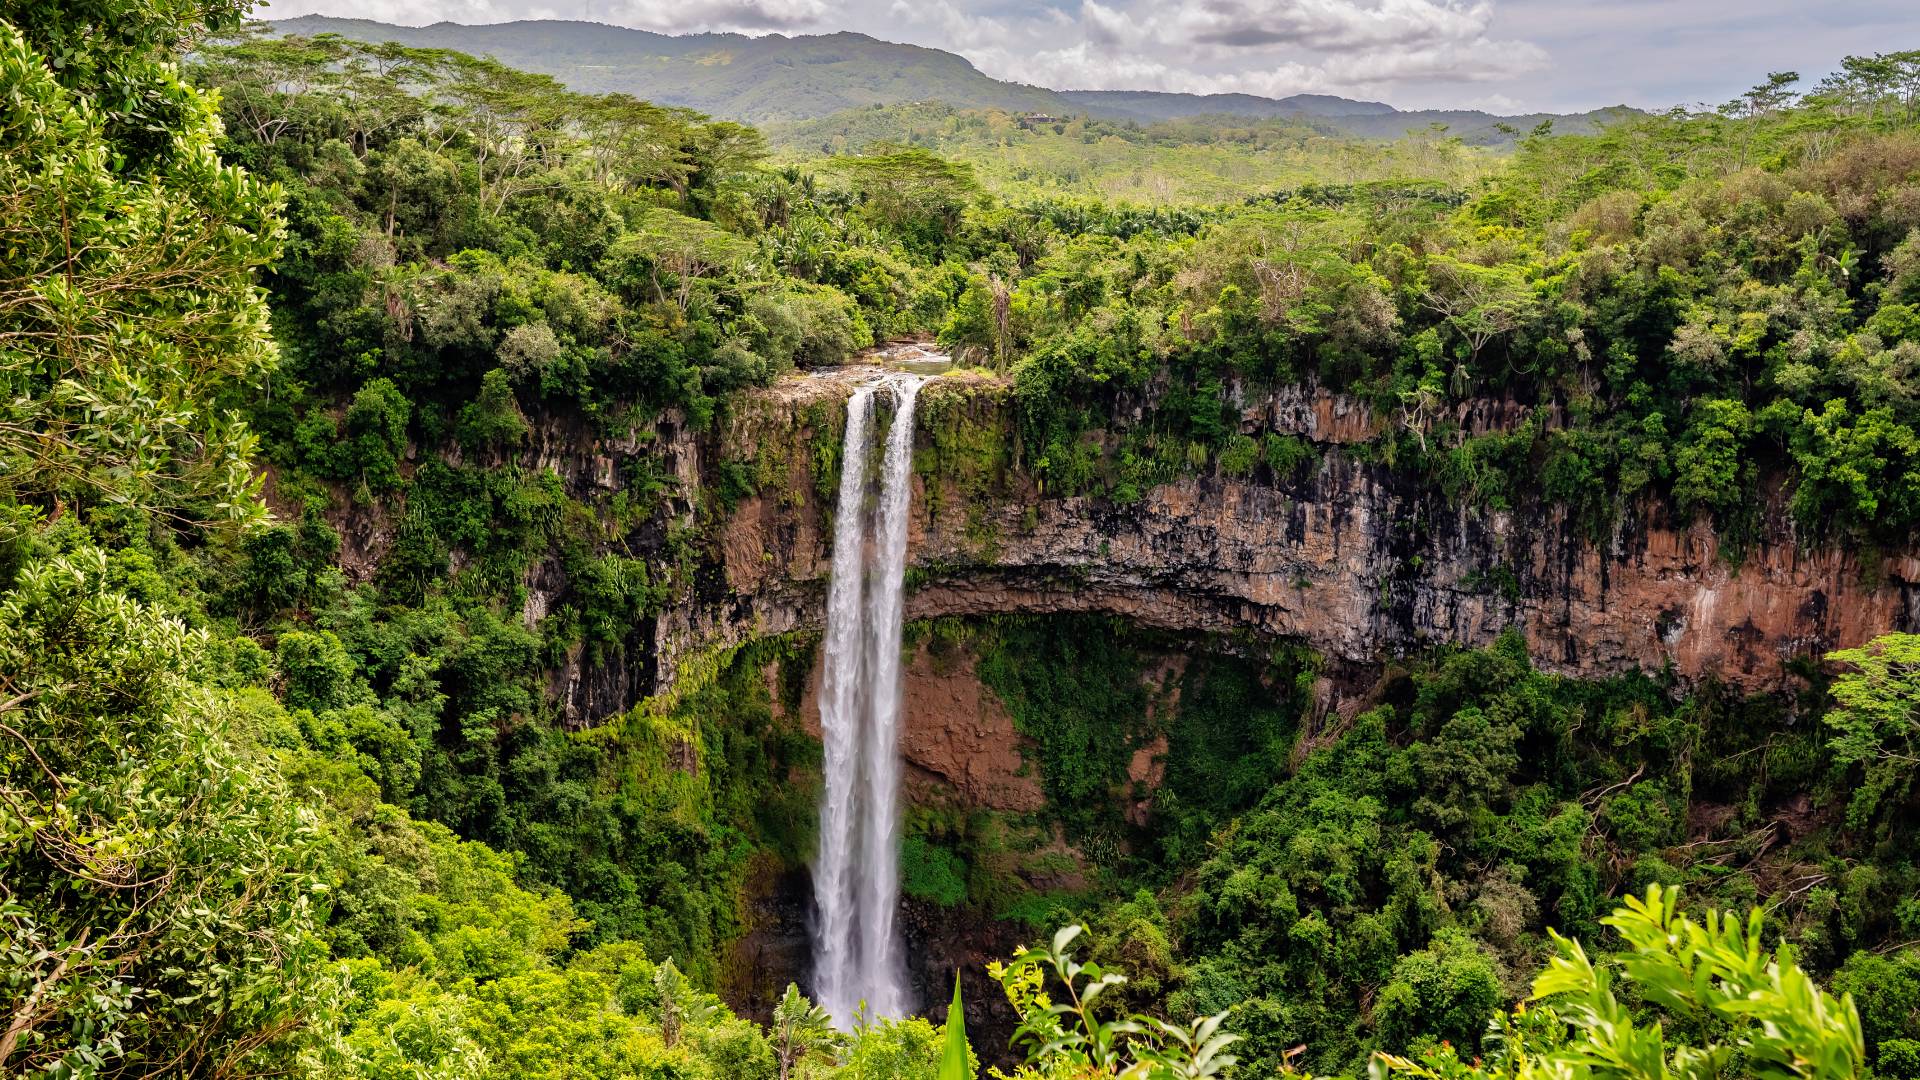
<box><xmin>255</xmin><ymin>0</ymin><xmax>1920</xmax><ymax>113</ymax></box>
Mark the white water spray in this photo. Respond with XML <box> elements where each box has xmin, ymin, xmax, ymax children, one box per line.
<box><xmin>812</xmin><ymin>372</ymin><xmax>925</xmax><ymax>1028</ymax></box>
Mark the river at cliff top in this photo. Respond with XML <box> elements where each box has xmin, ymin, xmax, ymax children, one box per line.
<box><xmin>869</xmin><ymin>339</ymin><xmax>957</xmax><ymax>375</ymax></box>
<box><xmin>795</xmin><ymin>343</ymin><xmax>958</xmax><ymax>396</ymax></box>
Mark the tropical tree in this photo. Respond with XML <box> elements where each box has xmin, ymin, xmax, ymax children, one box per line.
<box><xmin>831</xmin><ymin>148</ymin><xmax>981</xmax><ymax>252</ymax></box>
<box><xmin>578</xmin><ymin>92</ymin><xmax>701</xmax><ymax>193</ymax></box>
<box><xmin>609</xmin><ymin>209</ymin><xmax>756</xmax><ymax>314</ymax></box>
<box><xmin>0</xmin><ymin>548</ymin><xmax>330</xmax><ymax>1076</ymax></box>
<box><xmin>1824</xmin><ymin>633</ymin><xmax>1920</xmax><ymax>828</ymax></box>
<box><xmin>652</xmin><ymin>958</ymin><xmax>717</xmax><ymax>1049</ymax></box>
<box><xmin>190</xmin><ymin>31</ymin><xmax>429</xmax><ymax>155</ymax></box>
<box><xmin>0</xmin><ymin>5</ymin><xmax>279</xmax><ymax>526</ymax></box>
<box><xmin>772</xmin><ymin>982</ymin><xmax>839</xmax><ymax>1080</ymax></box>
<box><xmin>1421</xmin><ymin>255</ymin><xmax>1537</xmax><ymax>365</ymax></box>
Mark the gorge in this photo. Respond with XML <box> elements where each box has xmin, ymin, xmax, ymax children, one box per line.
<box><xmin>348</xmin><ymin>352</ymin><xmax>1919</xmax><ymax>1053</ymax></box>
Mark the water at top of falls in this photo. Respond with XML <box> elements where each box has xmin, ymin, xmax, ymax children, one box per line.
<box><xmin>811</xmin><ymin>371</ymin><xmax>927</xmax><ymax>1029</ymax></box>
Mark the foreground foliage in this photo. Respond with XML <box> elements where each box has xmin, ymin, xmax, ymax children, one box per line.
<box><xmin>992</xmin><ymin>887</ymin><xmax>1865</xmax><ymax>1080</ymax></box>
<box><xmin>1373</xmin><ymin>885</ymin><xmax>1864</xmax><ymax>1080</ymax></box>
<box><xmin>0</xmin><ymin>545</ymin><xmax>329</xmax><ymax>1077</ymax></box>
<box><xmin>0</xmin><ymin>5</ymin><xmax>273</xmax><ymax>525</ymax></box>
<box><xmin>992</xmin><ymin>924</ymin><xmax>1239</xmax><ymax>1080</ymax></box>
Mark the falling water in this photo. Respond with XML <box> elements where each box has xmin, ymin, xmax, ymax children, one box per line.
<box><xmin>812</xmin><ymin>372</ymin><xmax>925</xmax><ymax>1028</ymax></box>
<box><xmin>812</xmin><ymin>383</ymin><xmax>875</xmax><ymax>1027</ymax></box>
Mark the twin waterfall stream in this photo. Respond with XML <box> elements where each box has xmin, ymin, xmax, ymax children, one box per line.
<box><xmin>811</xmin><ymin>371</ymin><xmax>927</xmax><ymax>1029</ymax></box>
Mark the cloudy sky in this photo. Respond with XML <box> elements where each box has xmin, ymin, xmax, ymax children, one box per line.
<box><xmin>257</xmin><ymin>0</ymin><xmax>1919</xmax><ymax>113</ymax></box>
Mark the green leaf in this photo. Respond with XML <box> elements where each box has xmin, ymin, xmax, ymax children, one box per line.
<box><xmin>939</xmin><ymin>973</ymin><xmax>974</xmax><ymax>1080</ymax></box>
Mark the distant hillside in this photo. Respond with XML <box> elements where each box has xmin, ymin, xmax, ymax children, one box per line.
<box><xmin>1060</xmin><ymin>89</ymin><xmax>1632</xmax><ymax>143</ymax></box>
<box><xmin>764</xmin><ymin>101</ymin><xmax>1496</xmax><ymax>206</ymax></box>
<box><xmin>270</xmin><ymin>15</ymin><xmax>1635</xmax><ymax>138</ymax></box>
<box><xmin>1060</xmin><ymin>89</ymin><xmax>1394</xmax><ymax>122</ymax></box>
<box><xmin>272</xmin><ymin>15</ymin><xmax>1066</xmax><ymax>123</ymax></box>
<box><xmin>1325</xmin><ymin>105</ymin><xmax>1642</xmax><ymax>144</ymax></box>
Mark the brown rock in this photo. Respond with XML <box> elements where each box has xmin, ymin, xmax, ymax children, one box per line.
<box><xmin>325</xmin><ymin>367</ymin><xmax>1920</xmax><ymax>727</ymax></box>
<box><xmin>657</xmin><ymin>373</ymin><xmax>1913</xmax><ymax>704</ymax></box>
<box><xmin>792</xmin><ymin>643</ymin><xmax>1045</xmax><ymax>813</ymax></box>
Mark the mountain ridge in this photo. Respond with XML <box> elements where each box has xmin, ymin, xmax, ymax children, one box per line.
<box><xmin>271</xmin><ymin>14</ymin><xmax>1635</xmax><ymax>137</ymax></box>
<box><xmin>1059</xmin><ymin>89</ymin><xmax>1398</xmax><ymax>121</ymax></box>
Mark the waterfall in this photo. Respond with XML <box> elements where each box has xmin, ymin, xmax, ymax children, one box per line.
<box><xmin>812</xmin><ymin>372</ymin><xmax>925</xmax><ymax>1028</ymax></box>
<box><xmin>812</xmin><ymin>383</ymin><xmax>874</xmax><ymax>1027</ymax></box>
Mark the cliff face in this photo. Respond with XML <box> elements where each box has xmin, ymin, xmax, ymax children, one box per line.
<box><xmin>635</xmin><ymin>367</ymin><xmax>1917</xmax><ymax>723</ymax></box>
<box><xmin>314</xmin><ymin>364</ymin><xmax>1916</xmax><ymax>727</ymax></box>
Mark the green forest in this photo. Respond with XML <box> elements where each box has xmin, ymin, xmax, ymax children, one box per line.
<box><xmin>5</xmin><ymin>0</ymin><xmax>1920</xmax><ymax>1077</ymax></box>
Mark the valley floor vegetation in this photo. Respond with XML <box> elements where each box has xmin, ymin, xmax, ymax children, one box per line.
<box><xmin>5</xmin><ymin>0</ymin><xmax>1920</xmax><ymax>1075</ymax></box>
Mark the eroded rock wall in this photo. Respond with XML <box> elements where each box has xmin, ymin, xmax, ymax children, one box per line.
<box><xmin>314</xmin><ymin>365</ymin><xmax>1915</xmax><ymax>726</ymax></box>
<box><xmin>643</xmin><ymin>369</ymin><xmax>1917</xmax><ymax>720</ymax></box>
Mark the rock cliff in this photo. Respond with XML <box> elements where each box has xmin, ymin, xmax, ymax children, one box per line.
<box><xmin>315</xmin><ymin>363</ymin><xmax>1916</xmax><ymax>728</ymax></box>
<box><xmin>634</xmin><ymin>366</ymin><xmax>1917</xmax><ymax>725</ymax></box>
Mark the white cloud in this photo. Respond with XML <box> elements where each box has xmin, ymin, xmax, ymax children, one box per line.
<box><xmin>995</xmin><ymin>41</ymin><xmax>1194</xmax><ymax>92</ymax></box>
<box><xmin>1173</xmin><ymin>0</ymin><xmax>1501</xmax><ymax>52</ymax></box>
<box><xmin>255</xmin><ymin>0</ymin><xmax>1920</xmax><ymax>114</ymax></box>
<box><xmin>264</xmin><ymin>0</ymin><xmax>543</xmax><ymax>23</ymax></box>
<box><xmin>603</xmin><ymin>0</ymin><xmax>832</xmax><ymax>33</ymax></box>
<box><xmin>877</xmin><ymin>0</ymin><xmax>1549</xmax><ymax>100</ymax></box>
<box><xmin>887</xmin><ymin>0</ymin><xmax>1024</xmax><ymax>57</ymax></box>
<box><xmin>1079</xmin><ymin>0</ymin><xmax>1144</xmax><ymax>47</ymax></box>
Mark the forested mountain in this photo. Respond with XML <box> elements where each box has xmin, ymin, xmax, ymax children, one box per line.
<box><xmin>764</xmin><ymin>101</ymin><xmax>1495</xmax><ymax>204</ymax></box>
<box><xmin>1056</xmin><ymin>88</ymin><xmax>1639</xmax><ymax>143</ymax></box>
<box><xmin>270</xmin><ymin>13</ymin><xmax>1631</xmax><ymax>139</ymax></box>
<box><xmin>271</xmin><ymin>15</ymin><xmax>1068</xmax><ymax>122</ymax></box>
<box><xmin>6</xmin><ymin>2</ymin><xmax>1920</xmax><ymax>1078</ymax></box>
<box><xmin>1322</xmin><ymin>103</ymin><xmax>1642</xmax><ymax>142</ymax></box>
